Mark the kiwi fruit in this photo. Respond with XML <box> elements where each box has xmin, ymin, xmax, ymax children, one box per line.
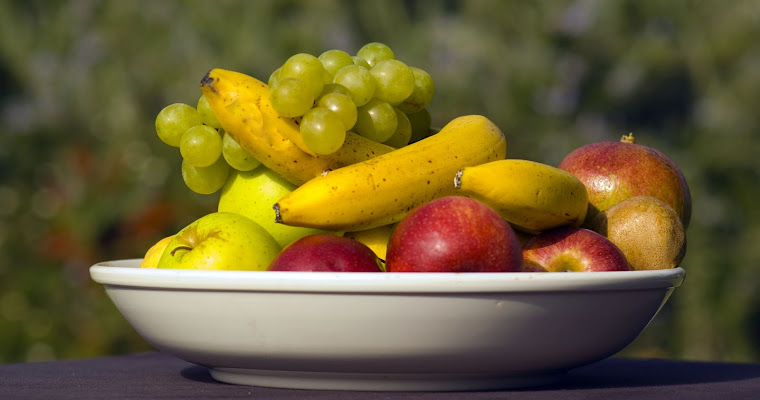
<box><xmin>590</xmin><ymin>196</ymin><xmax>686</xmax><ymax>270</ymax></box>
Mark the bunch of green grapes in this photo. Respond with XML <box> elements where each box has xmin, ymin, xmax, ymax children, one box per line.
<box><xmin>154</xmin><ymin>95</ymin><xmax>261</xmax><ymax>194</ymax></box>
<box><xmin>268</xmin><ymin>42</ymin><xmax>435</xmax><ymax>154</ymax></box>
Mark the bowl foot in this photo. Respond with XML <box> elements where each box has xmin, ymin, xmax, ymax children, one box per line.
<box><xmin>209</xmin><ymin>366</ymin><xmax>565</xmax><ymax>391</ymax></box>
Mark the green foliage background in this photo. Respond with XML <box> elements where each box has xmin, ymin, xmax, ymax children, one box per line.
<box><xmin>1</xmin><ymin>0</ymin><xmax>758</xmax><ymax>363</ymax></box>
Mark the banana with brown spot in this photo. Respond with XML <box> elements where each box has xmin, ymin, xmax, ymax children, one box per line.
<box><xmin>274</xmin><ymin>115</ymin><xmax>507</xmax><ymax>231</ymax></box>
<box><xmin>455</xmin><ymin>159</ymin><xmax>589</xmax><ymax>234</ymax></box>
<box><xmin>200</xmin><ymin>68</ymin><xmax>394</xmax><ymax>186</ymax></box>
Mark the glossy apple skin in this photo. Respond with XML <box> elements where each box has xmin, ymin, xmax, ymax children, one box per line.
<box><xmin>558</xmin><ymin>138</ymin><xmax>691</xmax><ymax>228</ymax></box>
<box><xmin>386</xmin><ymin>196</ymin><xmax>522</xmax><ymax>273</ymax></box>
<box><xmin>157</xmin><ymin>212</ymin><xmax>281</xmax><ymax>271</ymax></box>
<box><xmin>522</xmin><ymin>226</ymin><xmax>631</xmax><ymax>272</ymax></box>
<box><xmin>268</xmin><ymin>234</ymin><xmax>384</xmax><ymax>272</ymax></box>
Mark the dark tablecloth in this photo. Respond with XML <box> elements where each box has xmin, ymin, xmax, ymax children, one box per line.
<box><xmin>1</xmin><ymin>352</ymin><xmax>758</xmax><ymax>399</ymax></box>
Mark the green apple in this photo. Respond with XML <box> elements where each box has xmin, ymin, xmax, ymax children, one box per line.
<box><xmin>156</xmin><ymin>212</ymin><xmax>281</xmax><ymax>271</ymax></box>
<box><xmin>218</xmin><ymin>167</ymin><xmax>338</xmax><ymax>247</ymax></box>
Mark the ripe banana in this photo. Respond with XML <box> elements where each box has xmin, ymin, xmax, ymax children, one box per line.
<box><xmin>274</xmin><ymin>115</ymin><xmax>507</xmax><ymax>231</ymax></box>
<box><xmin>200</xmin><ymin>68</ymin><xmax>395</xmax><ymax>186</ymax></box>
<box><xmin>455</xmin><ymin>159</ymin><xmax>588</xmax><ymax>234</ymax></box>
<box><xmin>345</xmin><ymin>223</ymin><xmax>396</xmax><ymax>262</ymax></box>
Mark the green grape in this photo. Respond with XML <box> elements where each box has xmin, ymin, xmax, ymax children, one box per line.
<box><xmin>356</xmin><ymin>42</ymin><xmax>395</xmax><ymax>67</ymax></box>
<box><xmin>352</xmin><ymin>56</ymin><xmax>371</xmax><ymax>69</ymax></box>
<box><xmin>197</xmin><ymin>94</ymin><xmax>221</xmax><ymax>129</ymax></box>
<box><xmin>181</xmin><ymin>157</ymin><xmax>230</xmax><ymax>195</ymax></box>
<box><xmin>155</xmin><ymin>103</ymin><xmax>201</xmax><ymax>147</ymax></box>
<box><xmin>318</xmin><ymin>49</ymin><xmax>354</xmax><ymax>78</ymax></box>
<box><xmin>397</xmin><ymin>67</ymin><xmax>436</xmax><ymax>114</ymax></box>
<box><xmin>354</xmin><ymin>98</ymin><xmax>398</xmax><ymax>143</ymax></box>
<box><xmin>322</xmin><ymin>67</ymin><xmax>333</xmax><ymax>86</ymax></box>
<box><xmin>370</xmin><ymin>59</ymin><xmax>415</xmax><ymax>105</ymax></box>
<box><xmin>300</xmin><ymin>107</ymin><xmax>347</xmax><ymax>155</ymax></box>
<box><xmin>333</xmin><ymin>64</ymin><xmax>376</xmax><ymax>107</ymax></box>
<box><xmin>270</xmin><ymin>78</ymin><xmax>314</xmax><ymax>118</ymax></box>
<box><xmin>318</xmin><ymin>83</ymin><xmax>352</xmax><ymax>100</ymax></box>
<box><xmin>407</xmin><ymin>108</ymin><xmax>433</xmax><ymax>144</ymax></box>
<box><xmin>268</xmin><ymin>67</ymin><xmax>282</xmax><ymax>87</ymax></box>
<box><xmin>180</xmin><ymin>125</ymin><xmax>223</xmax><ymax>167</ymax></box>
<box><xmin>222</xmin><ymin>132</ymin><xmax>261</xmax><ymax>171</ymax></box>
<box><xmin>384</xmin><ymin>108</ymin><xmax>412</xmax><ymax>148</ymax></box>
<box><xmin>280</xmin><ymin>53</ymin><xmax>326</xmax><ymax>98</ymax></box>
<box><xmin>317</xmin><ymin>92</ymin><xmax>357</xmax><ymax>130</ymax></box>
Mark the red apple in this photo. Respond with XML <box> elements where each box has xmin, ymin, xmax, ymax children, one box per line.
<box><xmin>558</xmin><ymin>134</ymin><xmax>691</xmax><ymax>228</ymax></box>
<box><xmin>268</xmin><ymin>234</ymin><xmax>384</xmax><ymax>272</ymax></box>
<box><xmin>386</xmin><ymin>196</ymin><xmax>522</xmax><ymax>272</ymax></box>
<box><xmin>522</xmin><ymin>226</ymin><xmax>631</xmax><ymax>272</ymax></box>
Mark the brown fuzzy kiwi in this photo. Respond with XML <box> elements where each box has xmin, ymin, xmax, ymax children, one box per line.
<box><xmin>590</xmin><ymin>196</ymin><xmax>686</xmax><ymax>270</ymax></box>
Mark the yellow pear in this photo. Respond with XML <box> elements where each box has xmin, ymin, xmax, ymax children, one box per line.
<box><xmin>139</xmin><ymin>235</ymin><xmax>174</xmax><ymax>268</ymax></box>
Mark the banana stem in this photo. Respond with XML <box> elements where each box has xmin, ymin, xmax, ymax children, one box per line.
<box><xmin>273</xmin><ymin>203</ymin><xmax>283</xmax><ymax>224</ymax></box>
<box><xmin>454</xmin><ymin>169</ymin><xmax>464</xmax><ymax>189</ymax></box>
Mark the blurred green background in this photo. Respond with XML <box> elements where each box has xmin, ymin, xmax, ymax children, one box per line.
<box><xmin>1</xmin><ymin>0</ymin><xmax>758</xmax><ymax>364</ymax></box>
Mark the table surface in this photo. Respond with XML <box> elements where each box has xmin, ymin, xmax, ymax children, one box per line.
<box><xmin>1</xmin><ymin>352</ymin><xmax>759</xmax><ymax>399</ymax></box>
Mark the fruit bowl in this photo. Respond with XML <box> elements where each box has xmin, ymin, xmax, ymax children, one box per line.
<box><xmin>90</xmin><ymin>259</ymin><xmax>685</xmax><ymax>391</ymax></box>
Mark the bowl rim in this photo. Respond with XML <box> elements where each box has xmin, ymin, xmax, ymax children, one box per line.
<box><xmin>90</xmin><ymin>259</ymin><xmax>685</xmax><ymax>294</ymax></box>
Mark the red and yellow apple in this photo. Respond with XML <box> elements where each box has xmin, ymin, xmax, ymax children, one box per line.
<box><xmin>522</xmin><ymin>226</ymin><xmax>631</xmax><ymax>272</ymax></box>
<box><xmin>558</xmin><ymin>134</ymin><xmax>691</xmax><ymax>228</ymax></box>
<box><xmin>268</xmin><ymin>234</ymin><xmax>383</xmax><ymax>272</ymax></box>
<box><xmin>386</xmin><ymin>196</ymin><xmax>522</xmax><ymax>272</ymax></box>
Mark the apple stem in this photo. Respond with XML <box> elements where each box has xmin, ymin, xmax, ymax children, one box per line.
<box><xmin>170</xmin><ymin>245</ymin><xmax>193</xmax><ymax>257</ymax></box>
<box><xmin>454</xmin><ymin>169</ymin><xmax>463</xmax><ymax>189</ymax></box>
<box><xmin>273</xmin><ymin>203</ymin><xmax>283</xmax><ymax>224</ymax></box>
<box><xmin>620</xmin><ymin>133</ymin><xmax>635</xmax><ymax>143</ymax></box>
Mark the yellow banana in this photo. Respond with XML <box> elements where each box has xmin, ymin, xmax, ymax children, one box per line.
<box><xmin>344</xmin><ymin>224</ymin><xmax>395</xmax><ymax>262</ymax></box>
<box><xmin>455</xmin><ymin>159</ymin><xmax>588</xmax><ymax>234</ymax></box>
<box><xmin>200</xmin><ymin>68</ymin><xmax>395</xmax><ymax>186</ymax></box>
<box><xmin>274</xmin><ymin>115</ymin><xmax>507</xmax><ymax>231</ymax></box>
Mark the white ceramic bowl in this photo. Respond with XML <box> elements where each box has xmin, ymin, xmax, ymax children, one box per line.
<box><xmin>90</xmin><ymin>259</ymin><xmax>684</xmax><ymax>391</ymax></box>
